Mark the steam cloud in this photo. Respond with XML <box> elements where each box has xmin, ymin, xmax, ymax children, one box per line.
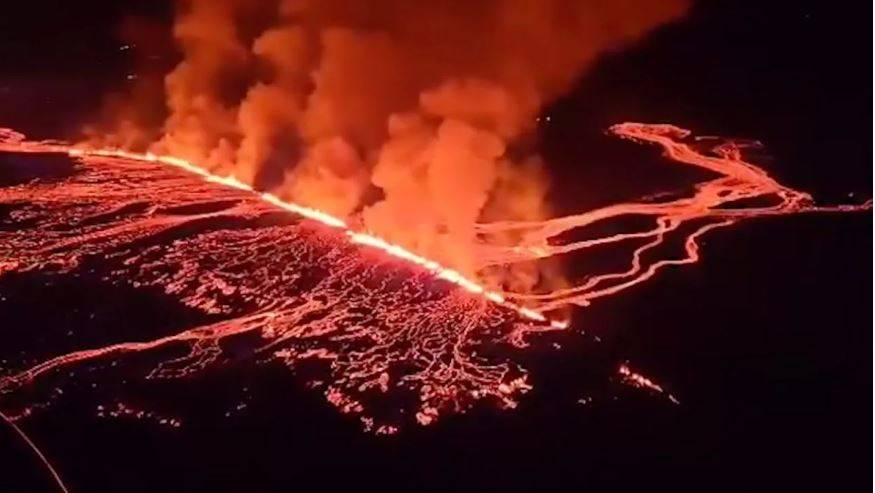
<box><xmin>90</xmin><ymin>0</ymin><xmax>689</xmax><ymax>293</ymax></box>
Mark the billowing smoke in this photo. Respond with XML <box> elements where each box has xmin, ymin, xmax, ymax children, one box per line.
<box><xmin>91</xmin><ymin>0</ymin><xmax>689</xmax><ymax>293</ymax></box>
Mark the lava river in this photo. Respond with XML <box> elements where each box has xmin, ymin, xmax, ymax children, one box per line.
<box><xmin>0</xmin><ymin>123</ymin><xmax>869</xmax><ymax>433</ymax></box>
<box><xmin>0</xmin><ymin>144</ymin><xmax>545</xmax><ymax>434</ymax></box>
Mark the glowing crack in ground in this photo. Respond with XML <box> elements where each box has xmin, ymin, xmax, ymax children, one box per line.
<box><xmin>0</xmin><ymin>123</ymin><xmax>869</xmax><ymax>433</ymax></box>
<box><xmin>0</xmin><ymin>134</ymin><xmax>543</xmax><ymax>433</ymax></box>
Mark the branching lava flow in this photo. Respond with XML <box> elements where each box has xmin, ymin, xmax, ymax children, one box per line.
<box><xmin>0</xmin><ymin>123</ymin><xmax>869</xmax><ymax>432</ymax></box>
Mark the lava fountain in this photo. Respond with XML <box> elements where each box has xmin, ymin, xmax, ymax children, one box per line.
<box><xmin>0</xmin><ymin>128</ymin><xmax>554</xmax><ymax>434</ymax></box>
<box><xmin>0</xmin><ymin>123</ymin><xmax>869</xmax><ymax>433</ymax></box>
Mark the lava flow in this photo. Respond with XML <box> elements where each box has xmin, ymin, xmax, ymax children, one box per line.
<box><xmin>0</xmin><ymin>127</ymin><xmax>549</xmax><ymax>433</ymax></box>
<box><xmin>0</xmin><ymin>123</ymin><xmax>869</xmax><ymax>432</ymax></box>
<box><xmin>472</xmin><ymin>123</ymin><xmax>871</xmax><ymax>311</ymax></box>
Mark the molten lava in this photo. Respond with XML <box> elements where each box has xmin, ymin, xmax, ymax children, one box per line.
<box><xmin>0</xmin><ymin>123</ymin><xmax>869</xmax><ymax>432</ymax></box>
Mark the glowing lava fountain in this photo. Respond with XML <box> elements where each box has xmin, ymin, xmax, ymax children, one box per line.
<box><xmin>0</xmin><ymin>124</ymin><xmax>869</xmax><ymax>432</ymax></box>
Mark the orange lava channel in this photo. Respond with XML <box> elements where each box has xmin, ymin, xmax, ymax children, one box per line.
<box><xmin>0</xmin><ymin>130</ymin><xmax>567</xmax><ymax>330</ymax></box>
<box><xmin>0</xmin><ymin>123</ymin><xmax>869</xmax><ymax>432</ymax></box>
<box><xmin>2</xmin><ymin>123</ymin><xmax>870</xmax><ymax>325</ymax></box>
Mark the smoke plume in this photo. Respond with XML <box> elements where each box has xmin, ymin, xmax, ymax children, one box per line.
<box><xmin>91</xmin><ymin>0</ymin><xmax>689</xmax><ymax>293</ymax></box>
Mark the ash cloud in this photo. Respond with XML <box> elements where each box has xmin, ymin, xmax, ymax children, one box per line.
<box><xmin>89</xmin><ymin>0</ymin><xmax>689</xmax><ymax>292</ymax></box>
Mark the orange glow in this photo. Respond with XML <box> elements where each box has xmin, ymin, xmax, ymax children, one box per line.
<box><xmin>473</xmin><ymin>123</ymin><xmax>872</xmax><ymax>311</ymax></box>
<box><xmin>1</xmin><ymin>127</ymin><xmax>565</xmax><ymax>431</ymax></box>
<box><xmin>70</xmin><ymin>144</ymin><xmax>566</xmax><ymax>327</ymax></box>
<box><xmin>618</xmin><ymin>363</ymin><xmax>679</xmax><ymax>404</ymax></box>
<box><xmin>0</xmin><ymin>132</ymin><xmax>568</xmax><ymax>328</ymax></box>
<box><xmin>0</xmin><ymin>123</ymin><xmax>867</xmax><ymax>432</ymax></box>
<box><xmin>12</xmin><ymin>123</ymin><xmax>870</xmax><ymax>325</ymax></box>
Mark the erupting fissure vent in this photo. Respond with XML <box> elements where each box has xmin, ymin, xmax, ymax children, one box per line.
<box><xmin>0</xmin><ymin>124</ymin><xmax>869</xmax><ymax>432</ymax></box>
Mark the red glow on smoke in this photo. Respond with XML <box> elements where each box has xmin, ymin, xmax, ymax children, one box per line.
<box><xmin>0</xmin><ymin>123</ymin><xmax>869</xmax><ymax>432</ymax></box>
